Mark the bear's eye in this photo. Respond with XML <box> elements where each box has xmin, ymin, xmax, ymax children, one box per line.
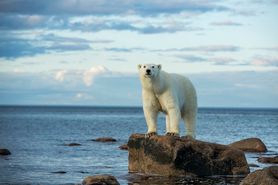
<box><xmin>152</xmin><ymin>66</ymin><xmax>155</xmax><ymax>68</ymax></box>
<box><xmin>143</xmin><ymin>66</ymin><xmax>146</xmax><ymax>68</ymax></box>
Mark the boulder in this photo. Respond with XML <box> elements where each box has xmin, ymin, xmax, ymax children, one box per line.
<box><xmin>229</xmin><ymin>138</ymin><xmax>267</xmax><ymax>152</ymax></box>
<box><xmin>82</xmin><ymin>175</ymin><xmax>120</xmax><ymax>185</ymax></box>
<box><xmin>91</xmin><ymin>137</ymin><xmax>117</xmax><ymax>142</ymax></box>
<box><xmin>0</xmin><ymin>148</ymin><xmax>11</xmax><ymax>155</ymax></box>
<box><xmin>240</xmin><ymin>166</ymin><xmax>278</xmax><ymax>185</ymax></box>
<box><xmin>128</xmin><ymin>134</ymin><xmax>250</xmax><ymax>176</ymax></box>
<box><xmin>258</xmin><ymin>156</ymin><xmax>278</xmax><ymax>164</ymax></box>
<box><xmin>119</xmin><ymin>144</ymin><xmax>128</xmax><ymax>150</ymax></box>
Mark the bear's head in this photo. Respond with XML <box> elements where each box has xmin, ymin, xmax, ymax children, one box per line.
<box><xmin>138</xmin><ymin>64</ymin><xmax>161</xmax><ymax>79</ymax></box>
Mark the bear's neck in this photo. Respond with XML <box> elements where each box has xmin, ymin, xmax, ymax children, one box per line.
<box><xmin>142</xmin><ymin>71</ymin><xmax>166</xmax><ymax>94</ymax></box>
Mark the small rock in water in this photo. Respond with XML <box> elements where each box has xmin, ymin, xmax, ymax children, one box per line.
<box><xmin>240</xmin><ymin>166</ymin><xmax>278</xmax><ymax>185</ymax></box>
<box><xmin>51</xmin><ymin>171</ymin><xmax>67</xmax><ymax>174</ymax></box>
<box><xmin>82</xmin><ymin>175</ymin><xmax>120</xmax><ymax>185</ymax></box>
<box><xmin>258</xmin><ymin>156</ymin><xmax>278</xmax><ymax>164</ymax></box>
<box><xmin>229</xmin><ymin>138</ymin><xmax>267</xmax><ymax>152</ymax></box>
<box><xmin>91</xmin><ymin>137</ymin><xmax>117</xmax><ymax>142</ymax></box>
<box><xmin>119</xmin><ymin>144</ymin><xmax>128</xmax><ymax>150</ymax></box>
<box><xmin>0</xmin><ymin>148</ymin><xmax>11</xmax><ymax>155</ymax></box>
<box><xmin>64</xmin><ymin>143</ymin><xmax>82</xmax><ymax>146</ymax></box>
<box><xmin>249</xmin><ymin>163</ymin><xmax>260</xmax><ymax>167</ymax></box>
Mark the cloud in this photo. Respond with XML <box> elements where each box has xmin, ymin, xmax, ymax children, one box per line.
<box><xmin>0</xmin><ymin>1</ymin><xmax>227</xmax><ymax>33</ymax></box>
<box><xmin>251</xmin><ymin>56</ymin><xmax>278</xmax><ymax>67</ymax></box>
<box><xmin>210</xmin><ymin>20</ymin><xmax>243</xmax><ymax>26</ymax></box>
<box><xmin>154</xmin><ymin>45</ymin><xmax>240</xmax><ymax>53</ymax></box>
<box><xmin>176</xmin><ymin>55</ymin><xmax>207</xmax><ymax>62</ymax></box>
<box><xmin>100</xmin><ymin>45</ymin><xmax>240</xmax><ymax>54</ymax></box>
<box><xmin>83</xmin><ymin>65</ymin><xmax>110</xmax><ymax>86</ymax></box>
<box><xmin>175</xmin><ymin>55</ymin><xmax>239</xmax><ymax>65</ymax></box>
<box><xmin>0</xmin><ymin>35</ymin><xmax>46</xmax><ymax>58</ymax></box>
<box><xmin>0</xmin><ymin>70</ymin><xmax>277</xmax><ymax>107</ymax></box>
<box><xmin>0</xmin><ymin>33</ymin><xmax>92</xmax><ymax>58</ymax></box>
<box><xmin>0</xmin><ymin>0</ymin><xmax>228</xmax><ymax>16</ymax></box>
<box><xmin>54</xmin><ymin>70</ymin><xmax>67</xmax><ymax>82</ymax></box>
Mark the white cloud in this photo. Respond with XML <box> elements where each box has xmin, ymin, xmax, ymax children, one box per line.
<box><xmin>83</xmin><ymin>65</ymin><xmax>109</xmax><ymax>86</ymax></box>
<box><xmin>251</xmin><ymin>56</ymin><xmax>278</xmax><ymax>67</ymax></box>
<box><xmin>76</xmin><ymin>93</ymin><xmax>84</xmax><ymax>99</ymax></box>
<box><xmin>54</xmin><ymin>70</ymin><xmax>67</xmax><ymax>82</ymax></box>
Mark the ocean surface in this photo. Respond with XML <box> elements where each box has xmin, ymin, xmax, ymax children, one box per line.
<box><xmin>0</xmin><ymin>106</ymin><xmax>277</xmax><ymax>185</ymax></box>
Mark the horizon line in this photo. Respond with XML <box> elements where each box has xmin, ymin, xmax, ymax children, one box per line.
<box><xmin>0</xmin><ymin>104</ymin><xmax>277</xmax><ymax>110</ymax></box>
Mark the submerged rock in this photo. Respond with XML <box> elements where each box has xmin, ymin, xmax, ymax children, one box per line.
<box><xmin>119</xmin><ymin>144</ymin><xmax>128</xmax><ymax>150</ymax></box>
<box><xmin>249</xmin><ymin>163</ymin><xmax>260</xmax><ymax>167</ymax></box>
<box><xmin>51</xmin><ymin>171</ymin><xmax>67</xmax><ymax>174</ymax></box>
<box><xmin>63</xmin><ymin>143</ymin><xmax>82</xmax><ymax>146</ymax></box>
<box><xmin>0</xmin><ymin>148</ymin><xmax>11</xmax><ymax>155</ymax></box>
<box><xmin>240</xmin><ymin>166</ymin><xmax>278</xmax><ymax>185</ymax></box>
<box><xmin>229</xmin><ymin>138</ymin><xmax>267</xmax><ymax>152</ymax></box>
<box><xmin>91</xmin><ymin>137</ymin><xmax>117</xmax><ymax>142</ymax></box>
<box><xmin>258</xmin><ymin>156</ymin><xmax>278</xmax><ymax>164</ymax></box>
<box><xmin>128</xmin><ymin>134</ymin><xmax>250</xmax><ymax>176</ymax></box>
<box><xmin>82</xmin><ymin>175</ymin><xmax>120</xmax><ymax>185</ymax></box>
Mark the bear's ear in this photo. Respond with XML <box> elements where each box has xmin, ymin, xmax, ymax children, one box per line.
<box><xmin>137</xmin><ymin>64</ymin><xmax>142</xmax><ymax>69</ymax></box>
<box><xmin>157</xmin><ymin>64</ymin><xmax>162</xmax><ymax>70</ymax></box>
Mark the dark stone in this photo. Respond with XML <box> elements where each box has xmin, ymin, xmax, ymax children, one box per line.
<box><xmin>0</xmin><ymin>148</ymin><xmax>11</xmax><ymax>155</ymax></box>
<box><xmin>91</xmin><ymin>137</ymin><xmax>117</xmax><ymax>142</ymax></box>
<box><xmin>240</xmin><ymin>166</ymin><xmax>278</xmax><ymax>185</ymax></box>
<box><xmin>258</xmin><ymin>156</ymin><xmax>278</xmax><ymax>164</ymax></box>
<box><xmin>63</xmin><ymin>143</ymin><xmax>82</xmax><ymax>146</ymax></box>
<box><xmin>229</xmin><ymin>138</ymin><xmax>267</xmax><ymax>152</ymax></box>
<box><xmin>128</xmin><ymin>134</ymin><xmax>250</xmax><ymax>176</ymax></box>
<box><xmin>249</xmin><ymin>163</ymin><xmax>260</xmax><ymax>167</ymax></box>
<box><xmin>51</xmin><ymin>171</ymin><xmax>67</xmax><ymax>174</ymax></box>
<box><xmin>82</xmin><ymin>175</ymin><xmax>120</xmax><ymax>185</ymax></box>
<box><xmin>119</xmin><ymin>144</ymin><xmax>128</xmax><ymax>150</ymax></box>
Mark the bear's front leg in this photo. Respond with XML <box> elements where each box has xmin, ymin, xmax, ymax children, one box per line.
<box><xmin>166</xmin><ymin>106</ymin><xmax>181</xmax><ymax>137</ymax></box>
<box><xmin>143</xmin><ymin>105</ymin><xmax>158</xmax><ymax>137</ymax></box>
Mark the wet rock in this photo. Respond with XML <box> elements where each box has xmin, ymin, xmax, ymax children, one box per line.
<box><xmin>128</xmin><ymin>134</ymin><xmax>250</xmax><ymax>176</ymax></box>
<box><xmin>82</xmin><ymin>175</ymin><xmax>120</xmax><ymax>185</ymax></box>
<box><xmin>240</xmin><ymin>166</ymin><xmax>278</xmax><ymax>185</ymax></box>
<box><xmin>0</xmin><ymin>148</ymin><xmax>11</xmax><ymax>155</ymax></box>
<box><xmin>91</xmin><ymin>137</ymin><xmax>117</xmax><ymax>142</ymax></box>
<box><xmin>119</xmin><ymin>144</ymin><xmax>128</xmax><ymax>150</ymax></box>
<box><xmin>63</xmin><ymin>143</ymin><xmax>82</xmax><ymax>146</ymax></box>
<box><xmin>51</xmin><ymin>171</ymin><xmax>67</xmax><ymax>174</ymax></box>
<box><xmin>249</xmin><ymin>163</ymin><xmax>260</xmax><ymax>167</ymax></box>
<box><xmin>258</xmin><ymin>156</ymin><xmax>278</xmax><ymax>164</ymax></box>
<box><xmin>229</xmin><ymin>138</ymin><xmax>267</xmax><ymax>152</ymax></box>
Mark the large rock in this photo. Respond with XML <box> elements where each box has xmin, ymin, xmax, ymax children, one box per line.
<box><xmin>128</xmin><ymin>134</ymin><xmax>250</xmax><ymax>176</ymax></box>
<box><xmin>240</xmin><ymin>166</ymin><xmax>278</xmax><ymax>185</ymax></box>
<box><xmin>0</xmin><ymin>148</ymin><xmax>11</xmax><ymax>155</ymax></box>
<box><xmin>258</xmin><ymin>156</ymin><xmax>278</xmax><ymax>164</ymax></box>
<box><xmin>82</xmin><ymin>175</ymin><xmax>120</xmax><ymax>185</ymax></box>
<box><xmin>229</xmin><ymin>138</ymin><xmax>267</xmax><ymax>152</ymax></box>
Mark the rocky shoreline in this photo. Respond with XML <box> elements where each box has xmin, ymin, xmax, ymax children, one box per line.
<box><xmin>81</xmin><ymin>134</ymin><xmax>277</xmax><ymax>185</ymax></box>
<box><xmin>2</xmin><ymin>135</ymin><xmax>277</xmax><ymax>185</ymax></box>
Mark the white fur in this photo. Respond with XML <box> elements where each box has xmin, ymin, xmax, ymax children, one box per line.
<box><xmin>138</xmin><ymin>64</ymin><xmax>197</xmax><ymax>138</ymax></box>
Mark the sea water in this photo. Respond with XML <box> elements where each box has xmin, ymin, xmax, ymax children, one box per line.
<box><xmin>0</xmin><ymin>106</ymin><xmax>277</xmax><ymax>184</ymax></box>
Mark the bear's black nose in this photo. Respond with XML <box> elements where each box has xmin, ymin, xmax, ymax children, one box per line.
<box><xmin>146</xmin><ymin>69</ymin><xmax>151</xmax><ymax>74</ymax></box>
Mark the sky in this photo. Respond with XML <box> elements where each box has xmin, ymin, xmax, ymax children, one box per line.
<box><xmin>0</xmin><ymin>0</ymin><xmax>277</xmax><ymax>107</ymax></box>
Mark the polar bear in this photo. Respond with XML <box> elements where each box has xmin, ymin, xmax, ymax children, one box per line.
<box><xmin>138</xmin><ymin>64</ymin><xmax>197</xmax><ymax>138</ymax></box>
